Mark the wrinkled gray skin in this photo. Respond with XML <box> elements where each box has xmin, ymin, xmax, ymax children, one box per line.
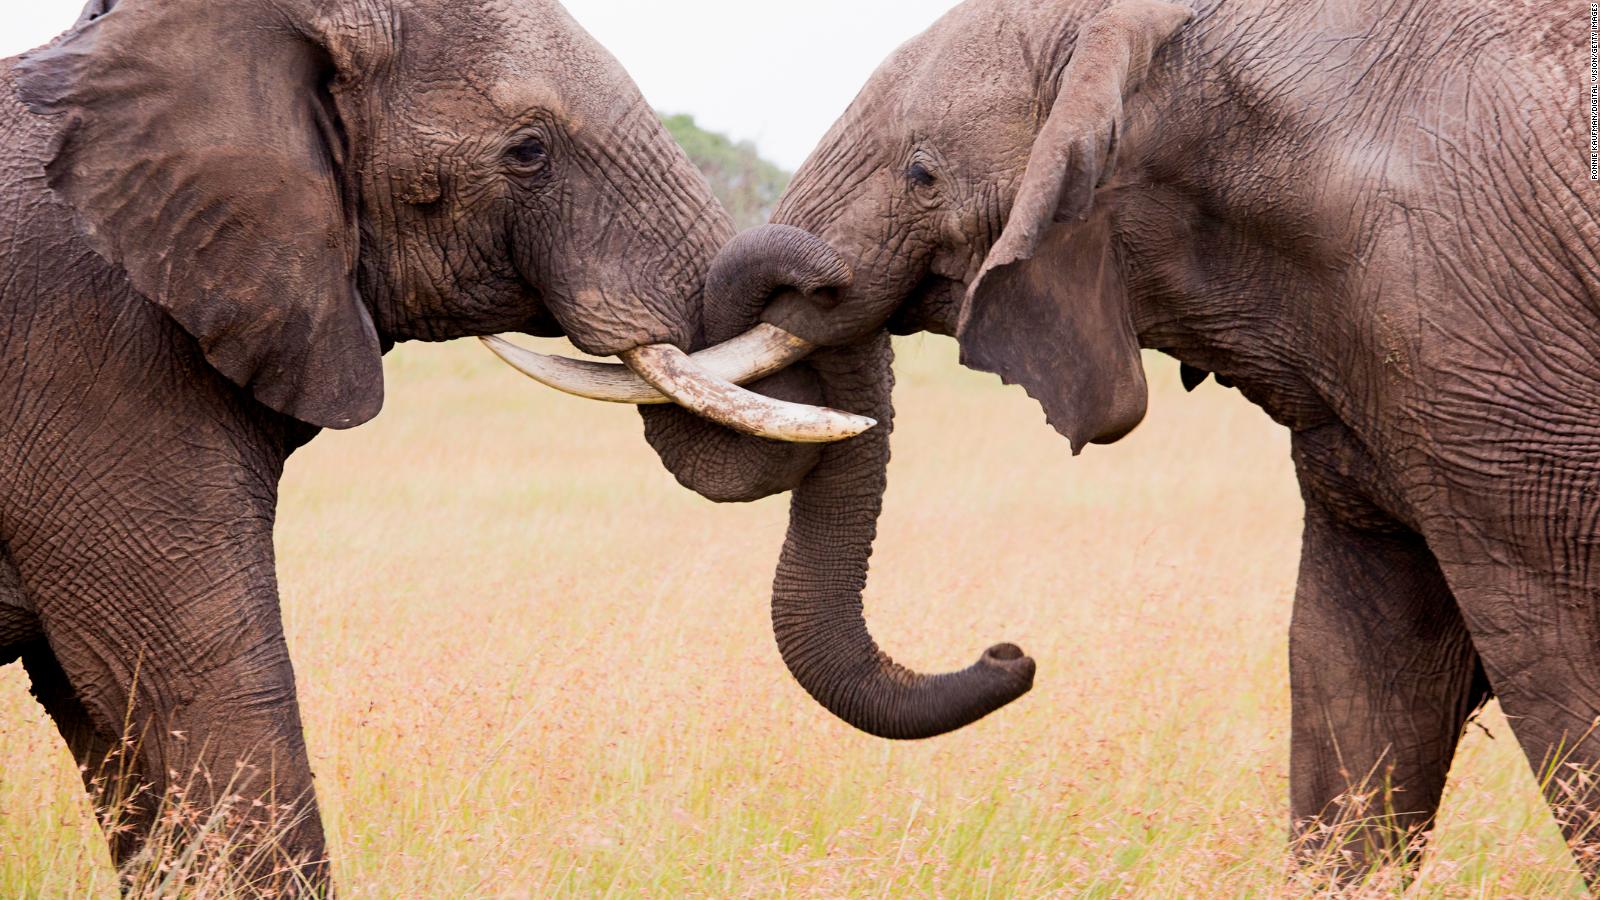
<box><xmin>645</xmin><ymin>0</ymin><xmax>1600</xmax><ymax>878</ymax></box>
<box><xmin>0</xmin><ymin>0</ymin><xmax>736</xmax><ymax>891</ymax></box>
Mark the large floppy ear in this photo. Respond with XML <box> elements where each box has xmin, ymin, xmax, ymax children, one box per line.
<box><xmin>957</xmin><ymin>0</ymin><xmax>1190</xmax><ymax>453</ymax></box>
<box><xmin>14</xmin><ymin>0</ymin><xmax>383</xmax><ymax>429</ymax></box>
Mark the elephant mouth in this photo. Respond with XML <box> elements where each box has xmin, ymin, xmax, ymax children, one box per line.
<box><xmin>483</xmin><ymin>226</ymin><xmax>880</xmax><ymax>445</ymax></box>
<box><xmin>479</xmin><ymin>322</ymin><xmax>875</xmax><ymax>444</ymax></box>
<box><xmin>888</xmin><ymin>274</ymin><xmax>966</xmax><ymax>337</ymax></box>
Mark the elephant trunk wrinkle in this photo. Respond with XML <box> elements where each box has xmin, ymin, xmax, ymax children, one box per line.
<box><xmin>768</xmin><ymin>334</ymin><xmax>1035</xmax><ymax>740</ymax></box>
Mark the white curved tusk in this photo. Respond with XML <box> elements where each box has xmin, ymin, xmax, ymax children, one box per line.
<box><xmin>479</xmin><ymin>323</ymin><xmax>815</xmax><ymax>405</ymax></box>
<box><xmin>620</xmin><ymin>343</ymin><xmax>876</xmax><ymax>443</ymax></box>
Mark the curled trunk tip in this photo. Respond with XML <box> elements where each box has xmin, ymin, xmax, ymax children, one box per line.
<box><xmin>776</xmin><ymin>621</ymin><xmax>1037</xmax><ymax>740</ymax></box>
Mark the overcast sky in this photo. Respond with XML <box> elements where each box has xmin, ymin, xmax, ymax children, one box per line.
<box><xmin>0</xmin><ymin>0</ymin><xmax>959</xmax><ymax>170</ymax></box>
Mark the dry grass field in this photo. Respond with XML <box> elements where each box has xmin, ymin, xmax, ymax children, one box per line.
<box><xmin>0</xmin><ymin>336</ymin><xmax>1587</xmax><ymax>896</ymax></box>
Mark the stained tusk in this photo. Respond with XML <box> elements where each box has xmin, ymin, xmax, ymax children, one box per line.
<box><xmin>620</xmin><ymin>343</ymin><xmax>876</xmax><ymax>443</ymax></box>
<box><xmin>479</xmin><ymin>323</ymin><xmax>815</xmax><ymax>405</ymax></box>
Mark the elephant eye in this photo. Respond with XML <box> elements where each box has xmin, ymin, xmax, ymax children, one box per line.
<box><xmin>506</xmin><ymin>136</ymin><xmax>548</xmax><ymax>170</ymax></box>
<box><xmin>906</xmin><ymin>162</ymin><xmax>936</xmax><ymax>187</ymax></box>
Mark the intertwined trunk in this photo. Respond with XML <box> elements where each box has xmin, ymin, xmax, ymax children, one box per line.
<box><xmin>646</xmin><ymin>225</ymin><xmax>1034</xmax><ymax>739</ymax></box>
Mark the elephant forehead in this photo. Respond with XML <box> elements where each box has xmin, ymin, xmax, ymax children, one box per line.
<box><xmin>885</xmin><ymin>1</ymin><xmax>1052</xmax><ymax>126</ymax></box>
<box><xmin>383</xmin><ymin>0</ymin><xmax>640</xmax><ymax>125</ymax></box>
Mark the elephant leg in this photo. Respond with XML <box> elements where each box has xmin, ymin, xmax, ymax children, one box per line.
<box><xmin>35</xmin><ymin>589</ymin><xmax>324</xmax><ymax>890</ymax></box>
<box><xmin>1488</xmin><ymin>673</ymin><xmax>1600</xmax><ymax>881</ymax></box>
<box><xmin>21</xmin><ymin>640</ymin><xmax>153</xmax><ymax>864</ymax></box>
<box><xmin>1289</xmin><ymin>502</ymin><xmax>1489</xmax><ymax>877</ymax></box>
<box><xmin>8</xmin><ymin>483</ymin><xmax>329</xmax><ymax>895</ymax></box>
<box><xmin>1443</xmin><ymin>572</ymin><xmax>1600</xmax><ymax>881</ymax></box>
<box><xmin>32</xmin><ymin>585</ymin><xmax>328</xmax><ymax>895</ymax></box>
<box><xmin>1412</xmin><ymin>467</ymin><xmax>1600</xmax><ymax>883</ymax></box>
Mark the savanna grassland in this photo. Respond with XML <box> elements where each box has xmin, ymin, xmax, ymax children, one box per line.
<box><xmin>0</xmin><ymin>337</ymin><xmax>1586</xmax><ymax>896</ymax></box>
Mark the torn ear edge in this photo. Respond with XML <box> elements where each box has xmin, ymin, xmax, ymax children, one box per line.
<box><xmin>954</xmin><ymin>0</ymin><xmax>1190</xmax><ymax>453</ymax></box>
<box><xmin>957</xmin><ymin>213</ymin><xmax>1147</xmax><ymax>454</ymax></box>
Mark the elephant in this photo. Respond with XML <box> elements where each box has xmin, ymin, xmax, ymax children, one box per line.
<box><xmin>0</xmin><ymin>0</ymin><xmax>863</xmax><ymax>891</ymax></box>
<box><xmin>520</xmin><ymin>0</ymin><xmax>1600</xmax><ymax>879</ymax></box>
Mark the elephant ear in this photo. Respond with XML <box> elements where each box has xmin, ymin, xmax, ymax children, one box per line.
<box><xmin>14</xmin><ymin>0</ymin><xmax>383</xmax><ymax>429</ymax></box>
<box><xmin>956</xmin><ymin>0</ymin><xmax>1190</xmax><ymax>453</ymax></box>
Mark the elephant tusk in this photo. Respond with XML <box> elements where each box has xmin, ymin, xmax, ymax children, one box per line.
<box><xmin>479</xmin><ymin>323</ymin><xmax>816</xmax><ymax>406</ymax></box>
<box><xmin>619</xmin><ymin>343</ymin><xmax>876</xmax><ymax>443</ymax></box>
<box><xmin>480</xmin><ymin>324</ymin><xmax>875</xmax><ymax>443</ymax></box>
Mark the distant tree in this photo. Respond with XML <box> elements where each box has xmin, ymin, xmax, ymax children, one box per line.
<box><xmin>661</xmin><ymin>113</ymin><xmax>790</xmax><ymax>231</ymax></box>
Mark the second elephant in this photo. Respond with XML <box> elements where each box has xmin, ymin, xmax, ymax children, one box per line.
<box><xmin>552</xmin><ymin>0</ymin><xmax>1600</xmax><ymax>881</ymax></box>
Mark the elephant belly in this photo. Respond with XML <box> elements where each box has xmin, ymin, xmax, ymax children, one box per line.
<box><xmin>0</xmin><ymin>548</ymin><xmax>39</xmax><ymax>657</ymax></box>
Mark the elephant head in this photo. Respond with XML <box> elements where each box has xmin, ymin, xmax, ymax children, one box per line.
<box><xmin>13</xmin><ymin>0</ymin><xmax>861</xmax><ymax>440</ymax></box>
<box><xmin>757</xmin><ymin>0</ymin><xmax>1193</xmax><ymax>453</ymax></box>
<box><xmin>527</xmin><ymin>0</ymin><xmax>1193</xmax><ymax>739</ymax></box>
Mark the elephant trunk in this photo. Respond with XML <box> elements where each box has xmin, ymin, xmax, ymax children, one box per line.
<box><xmin>641</xmin><ymin>225</ymin><xmax>855</xmax><ymax>502</ymax></box>
<box><xmin>698</xmin><ymin>225</ymin><xmax>854</xmax><ymax>345</ymax></box>
<box><xmin>772</xmin><ymin>333</ymin><xmax>1035</xmax><ymax>740</ymax></box>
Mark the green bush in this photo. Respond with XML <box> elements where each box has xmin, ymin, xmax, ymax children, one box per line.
<box><xmin>662</xmin><ymin>113</ymin><xmax>790</xmax><ymax>231</ymax></box>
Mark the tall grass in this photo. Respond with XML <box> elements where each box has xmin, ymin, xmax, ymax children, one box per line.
<box><xmin>0</xmin><ymin>336</ymin><xmax>1584</xmax><ymax>896</ymax></box>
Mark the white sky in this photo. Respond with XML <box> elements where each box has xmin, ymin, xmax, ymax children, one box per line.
<box><xmin>0</xmin><ymin>0</ymin><xmax>959</xmax><ymax>170</ymax></box>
